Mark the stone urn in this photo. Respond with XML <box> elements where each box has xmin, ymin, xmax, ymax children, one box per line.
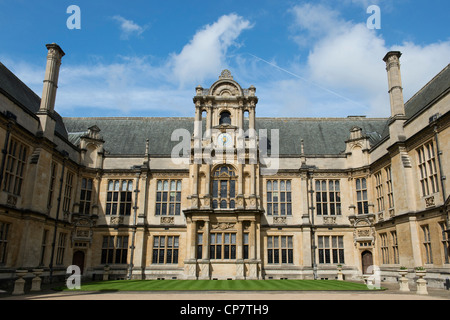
<box><xmin>398</xmin><ymin>268</ymin><xmax>409</xmax><ymax>292</ymax></box>
<box><xmin>415</xmin><ymin>268</ymin><xmax>428</xmax><ymax>295</ymax></box>
<box><xmin>103</xmin><ymin>265</ymin><xmax>110</xmax><ymax>281</ymax></box>
<box><xmin>15</xmin><ymin>269</ymin><xmax>28</xmax><ymax>278</ymax></box>
<box><xmin>415</xmin><ymin>268</ymin><xmax>426</xmax><ymax>278</ymax></box>
<box><xmin>12</xmin><ymin>270</ymin><xmax>28</xmax><ymax>295</ymax></box>
<box><xmin>31</xmin><ymin>269</ymin><xmax>44</xmax><ymax>292</ymax></box>
<box><xmin>337</xmin><ymin>265</ymin><xmax>344</xmax><ymax>281</ymax></box>
<box><xmin>398</xmin><ymin>268</ymin><xmax>408</xmax><ymax>277</ymax></box>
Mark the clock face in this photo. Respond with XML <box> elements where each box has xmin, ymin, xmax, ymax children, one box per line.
<box><xmin>217</xmin><ymin>133</ymin><xmax>233</xmax><ymax>147</ymax></box>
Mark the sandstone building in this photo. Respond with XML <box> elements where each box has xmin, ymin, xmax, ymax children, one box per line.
<box><xmin>0</xmin><ymin>44</ymin><xmax>448</xmax><ymax>289</ymax></box>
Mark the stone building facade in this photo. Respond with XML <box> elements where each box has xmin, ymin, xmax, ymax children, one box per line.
<box><xmin>0</xmin><ymin>44</ymin><xmax>449</xmax><ymax>289</ymax></box>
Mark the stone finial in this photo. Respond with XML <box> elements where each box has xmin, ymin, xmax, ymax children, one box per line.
<box><xmin>219</xmin><ymin>69</ymin><xmax>233</xmax><ymax>80</ymax></box>
<box><xmin>383</xmin><ymin>51</ymin><xmax>401</xmax><ymax>63</ymax></box>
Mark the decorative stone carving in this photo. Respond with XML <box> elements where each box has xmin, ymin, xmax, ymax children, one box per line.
<box><xmin>184</xmin><ymin>262</ymin><xmax>197</xmax><ymax>280</ymax></box>
<box><xmin>323</xmin><ymin>216</ymin><xmax>337</xmax><ymax>225</ymax></box>
<box><xmin>273</xmin><ymin>217</ymin><xmax>286</xmax><ymax>225</ymax></box>
<box><xmin>160</xmin><ymin>217</ymin><xmax>174</xmax><ymax>225</ymax></box>
<box><xmin>191</xmin><ymin>197</ymin><xmax>199</xmax><ymax>209</ymax></box>
<box><xmin>110</xmin><ymin>216</ymin><xmax>124</xmax><ymax>225</ymax></box>
<box><xmin>358</xmin><ymin>229</ymin><xmax>371</xmax><ymax>237</ymax></box>
<box><xmin>198</xmin><ymin>263</ymin><xmax>210</xmax><ymax>279</ymax></box>
<box><xmin>7</xmin><ymin>195</ymin><xmax>17</xmax><ymax>207</ymax></box>
<box><xmin>425</xmin><ymin>196</ymin><xmax>435</xmax><ymax>208</ymax></box>
<box><xmin>211</xmin><ymin>223</ymin><xmax>236</xmax><ymax>230</ymax></box>
<box><xmin>76</xmin><ymin>230</ymin><xmax>90</xmax><ymax>238</ymax></box>
<box><xmin>219</xmin><ymin>69</ymin><xmax>233</xmax><ymax>80</ymax></box>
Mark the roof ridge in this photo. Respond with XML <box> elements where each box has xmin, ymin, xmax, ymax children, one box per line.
<box><xmin>63</xmin><ymin>116</ymin><xmax>389</xmax><ymax>121</ymax></box>
<box><xmin>405</xmin><ymin>63</ymin><xmax>450</xmax><ymax>107</ymax></box>
<box><xmin>0</xmin><ymin>62</ymin><xmax>42</xmax><ymax>102</ymax></box>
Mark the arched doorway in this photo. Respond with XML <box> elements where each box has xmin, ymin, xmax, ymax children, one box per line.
<box><xmin>72</xmin><ymin>251</ymin><xmax>85</xmax><ymax>274</ymax></box>
<box><xmin>361</xmin><ymin>251</ymin><xmax>373</xmax><ymax>275</ymax></box>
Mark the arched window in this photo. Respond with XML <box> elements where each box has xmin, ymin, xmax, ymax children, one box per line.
<box><xmin>219</xmin><ymin>111</ymin><xmax>231</xmax><ymax>125</ymax></box>
<box><xmin>212</xmin><ymin>165</ymin><xmax>236</xmax><ymax>209</ymax></box>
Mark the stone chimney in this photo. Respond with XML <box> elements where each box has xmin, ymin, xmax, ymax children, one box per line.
<box><xmin>37</xmin><ymin>43</ymin><xmax>65</xmax><ymax>140</ymax></box>
<box><xmin>383</xmin><ymin>51</ymin><xmax>405</xmax><ymax>118</ymax></box>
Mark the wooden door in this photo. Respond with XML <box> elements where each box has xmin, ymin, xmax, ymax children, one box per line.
<box><xmin>361</xmin><ymin>251</ymin><xmax>373</xmax><ymax>275</ymax></box>
<box><xmin>72</xmin><ymin>251</ymin><xmax>85</xmax><ymax>274</ymax></box>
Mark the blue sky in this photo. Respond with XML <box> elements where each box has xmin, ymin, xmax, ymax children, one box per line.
<box><xmin>0</xmin><ymin>0</ymin><xmax>449</xmax><ymax>118</ymax></box>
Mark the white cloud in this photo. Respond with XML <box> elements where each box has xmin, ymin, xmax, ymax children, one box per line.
<box><xmin>169</xmin><ymin>13</ymin><xmax>253</xmax><ymax>87</ymax></box>
<box><xmin>0</xmin><ymin>14</ymin><xmax>254</xmax><ymax>117</ymax></box>
<box><xmin>286</xmin><ymin>3</ymin><xmax>450</xmax><ymax>117</ymax></box>
<box><xmin>112</xmin><ymin>15</ymin><xmax>147</xmax><ymax>40</ymax></box>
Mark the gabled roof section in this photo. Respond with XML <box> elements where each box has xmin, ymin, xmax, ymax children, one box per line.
<box><xmin>405</xmin><ymin>64</ymin><xmax>450</xmax><ymax>120</ymax></box>
<box><xmin>63</xmin><ymin>117</ymin><xmax>388</xmax><ymax>156</ymax></box>
<box><xmin>0</xmin><ymin>62</ymin><xmax>68</xmax><ymax>139</ymax></box>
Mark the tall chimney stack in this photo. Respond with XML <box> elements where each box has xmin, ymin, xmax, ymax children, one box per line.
<box><xmin>383</xmin><ymin>51</ymin><xmax>405</xmax><ymax>118</ymax></box>
<box><xmin>37</xmin><ymin>43</ymin><xmax>65</xmax><ymax>140</ymax></box>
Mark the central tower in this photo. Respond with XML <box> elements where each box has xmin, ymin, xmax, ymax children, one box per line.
<box><xmin>183</xmin><ymin>70</ymin><xmax>263</xmax><ymax>280</ymax></box>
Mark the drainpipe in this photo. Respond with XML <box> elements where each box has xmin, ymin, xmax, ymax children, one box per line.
<box><xmin>128</xmin><ymin>172</ymin><xmax>140</xmax><ymax>280</ymax></box>
<box><xmin>308</xmin><ymin>171</ymin><xmax>318</xmax><ymax>280</ymax></box>
<box><xmin>49</xmin><ymin>150</ymin><xmax>69</xmax><ymax>282</ymax></box>
<box><xmin>433</xmin><ymin>124</ymin><xmax>446</xmax><ymax>203</ymax></box>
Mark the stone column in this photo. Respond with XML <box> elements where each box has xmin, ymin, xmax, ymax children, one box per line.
<box><xmin>236</xmin><ymin>220</ymin><xmax>245</xmax><ymax>279</ymax></box>
<box><xmin>202</xmin><ymin>164</ymin><xmax>211</xmax><ymax>209</ymax></box>
<box><xmin>193</xmin><ymin>105</ymin><xmax>202</xmax><ymax>166</ymax></box>
<box><xmin>192</xmin><ymin>164</ymin><xmax>199</xmax><ymax>196</ymax></box>
<box><xmin>39</xmin><ymin>43</ymin><xmax>65</xmax><ymax>113</ymax></box>
<box><xmin>202</xmin><ymin>220</ymin><xmax>210</xmax><ymax>260</ymax></box>
<box><xmin>383</xmin><ymin>51</ymin><xmax>405</xmax><ymax>117</ymax></box>
<box><xmin>236</xmin><ymin>220</ymin><xmax>243</xmax><ymax>260</ymax></box>
<box><xmin>250</xmin><ymin>220</ymin><xmax>256</xmax><ymax>260</ymax></box>
<box><xmin>37</xmin><ymin>43</ymin><xmax>65</xmax><ymax>141</ymax></box>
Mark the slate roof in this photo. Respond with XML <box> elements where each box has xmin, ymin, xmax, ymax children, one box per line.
<box><xmin>62</xmin><ymin>64</ymin><xmax>449</xmax><ymax>156</ymax></box>
<box><xmin>404</xmin><ymin>64</ymin><xmax>450</xmax><ymax>120</ymax></box>
<box><xmin>1</xmin><ymin>59</ymin><xmax>448</xmax><ymax>157</ymax></box>
<box><xmin>63</xmin><ymin>117</ymin><xmax>388</xmax><ymax>156</ymax></box>
<box><xmin>0</xmin><ymin>62</ymin><xmax>68</xmax><ymax>139</ymax></box>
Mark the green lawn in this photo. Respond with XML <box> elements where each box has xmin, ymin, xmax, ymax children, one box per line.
<box><xmin>60</xmin><ymin>279</ymin><xmax>382</xmax><ymax>292</ymax></box>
